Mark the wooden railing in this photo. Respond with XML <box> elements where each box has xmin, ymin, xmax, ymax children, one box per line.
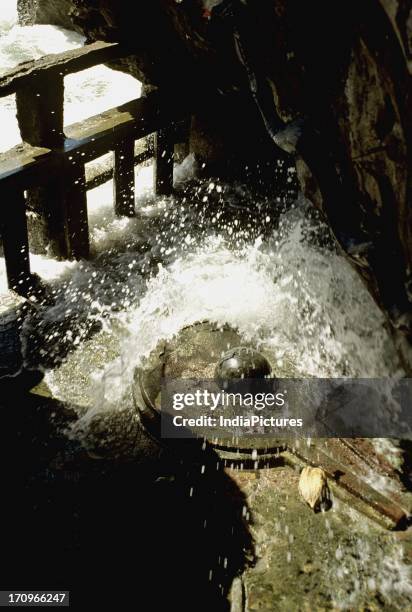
<box><xmin>0</xmin><ymin>41</ymin><xmax>188</xmax><ymax>295</ymax></box>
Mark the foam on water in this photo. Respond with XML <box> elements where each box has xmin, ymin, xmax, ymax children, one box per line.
<box><xmin>85</xmin><ymin>203</ymin><xmax>399</xmax><ymax>412</ymax></box>
<box><xmin>33</xmin><ymin>170</ymin><xmax>400</xmax><ymax>422</ymax></box>
<box><xmin>331</xmin><ymin>538</ymin><xmax>412</xmax><ymax>609</ymax></box>
<box><xmin>0</xmin><ymin>1</ymin><xmax>17</xmax><ymax>33</ymax></box>
<box><xmin>0</xmin><ymin>7</ymin><xmax>141</xmax><ymax>152</ymax></box>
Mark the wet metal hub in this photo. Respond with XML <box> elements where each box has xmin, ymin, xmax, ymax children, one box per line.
<box><xmin>133</xmin><ymin>321</ymin><xmax>409</xmax><ymax>529</ymax></box>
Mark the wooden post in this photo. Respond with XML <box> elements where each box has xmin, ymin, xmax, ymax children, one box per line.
<box><xmin>24</xmin><ymin>176</ymin><xmax>71</xmax><ymax>258</ymax></box>
<box><xmin>0</xmin><ymin>188</ymin><xmax>31</xmax><ymax>294</ymax></box>
<box><xmin>16</xmin><ymin>73</ymin><xmax>65</xmax><ymax>149</ymax></box>
<box><xmin>64</xmin><ymin>161</ymin><xmax>90</xmax><ymax>260</ymax></box>
<box><xmin>16</xmin><ymin>72</ymin><xmax>68</xmax><ymax>258</ymax></box>
<box><xmin>16</xmin><ymin>72</ymin><xmax>90</xmax><ymax>260</ymax></box>
<box><xmin>113</xmin><ymin>139</ymin><xmax>136</xmax><ymax>217</ymax></box>
<box><xmin>154</xmin><ymin>127</ymin><xmax>174</xmax><ymax>196</ymax></box>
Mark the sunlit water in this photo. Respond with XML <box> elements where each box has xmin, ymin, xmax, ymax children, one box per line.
<box><xmin>0</xmin><ymin>6</ymin><xmax>141</xmax><ymax>151</ymax></box>
<box><xmin>1</xmin><ymin>1</ymin><xmax>412</xmax><ymax>607</ymax></box>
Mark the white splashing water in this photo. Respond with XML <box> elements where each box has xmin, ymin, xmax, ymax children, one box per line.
<box><xmin>0</xmin><ymin>1</ymin><xmax>17</xmax><ymax>33</ymax></box>
<box><xmin>331</xmin><ymin>538</ymin><xmax>412</xmax><ymax>609</ymax></box>
<box><xmin>0</xmin><ymin>5</ymin><xmax>141</xmax><ymax>153</ymax></box>
<box><xmin>80</xmin><ymin>204</ymin><xmax>400</xmax><ymax>415</ymax></box>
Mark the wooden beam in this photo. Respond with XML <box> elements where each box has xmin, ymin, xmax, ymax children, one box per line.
<box><xmin>16</xmin><ymin>72</ymin><xmax>67</xmax><ymax>258</ymax></box>
<box><xmin>14</xmin><ymin>160</ymin><xmax>90</xmax><ymax>260</ymax></box>
<box><xmin>16</xmin><ymin>73</ymin><xmax>65</xmax><ymax>148</ymax></box>
<box><xmin>0</xmin><ymin>94</ymin><xmax>188</xmax><ymax>191</ymax></box>
<box><xmin>15</xmin><ymin>72</ymin><xmax>68</xmax><ymax>258</ymax></box>
<box><xmin>0</xmin><ymin>144</ymin><xmax>54</xmax><ymax>189</ymax></box>
<box><xmin>25</xmin><ymin>179</ymin><xmax>71</xmax><ymax>259</ymax></box>
<box><xmin>63</xmin><ymin>161</ymin><xmax>89</xmax><ymax>260</ymax></box>
<box><xmin>0</xmin><ymin>42</ymin><xmax>122</xmax><ymax>98</ymax></box>
<box><xmin>113</xmin><ymin>139</ymin><xmax>136</xmax><ymax>217</ymax></box>
<box><xmin>154</xmin><ymin>126</ymin><xmax>175</xmax><ymax>196</ymax></box>
<box><xmin>65</xmin><ymin>93</ymin><xmax>185</xmax><ymax>162</ymax></box>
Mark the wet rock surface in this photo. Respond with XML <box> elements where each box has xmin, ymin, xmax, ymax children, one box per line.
<box><xmin>17</xmin><ymin>0</ymin><xmax>82</xmax><ymax>32</ymax></box>
<box><xmin>2</xmin><ymin>374</ymin><xmax>412</xmax><ymax>610</ymax></box>
<box><xmin>229</xmin><ymin>467</ymin><xmax>412</xmax><ymax>611</ymax></box>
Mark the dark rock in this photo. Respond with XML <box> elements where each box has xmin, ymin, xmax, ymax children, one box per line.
<box><xmin>0</xmin><ymin>294</ymin><xmax>44</xmax><ymax>389</ymax></box>
<box><xmin>17</xmin><ymin>0</ymin><xmax>82</xmax><ymax>33</ymax></box>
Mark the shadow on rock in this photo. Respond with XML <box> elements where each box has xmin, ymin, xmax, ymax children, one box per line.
<box><xmin>0</xmin><ymin>389</ymin><xmax>254</xmax><ymax>611</ymax></box>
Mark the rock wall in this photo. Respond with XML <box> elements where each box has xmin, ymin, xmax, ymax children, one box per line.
<box><xmin>17</xmin><ymin>0</ymin><xmax>82</xmax><ymax>32</ymax></box>
<box><xmin>17</xmin><ymin>0</ymin><xmax>412</xmax><ymax>371</ymax></box>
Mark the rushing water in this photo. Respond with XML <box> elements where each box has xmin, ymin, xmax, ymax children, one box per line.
<box><xmin>0</xmin><ymin>7</ymin><xmax>141</xmax><ymax>150</ymax></box>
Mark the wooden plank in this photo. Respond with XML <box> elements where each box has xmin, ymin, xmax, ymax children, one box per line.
<box><xmin>154</xmin><ymin>126</ymin><xmax>175</xmax><ymax>196</ymax></box>
<box><xmin>0</xmin><ymin>144</ymin><xmax>54</xmax><ymax>189</ymax></box>
<box><xmin>0</xmin><ymin>188</ymin><xmax>31</xmax><ymax>293</ymax></box>
<box><xmin>0</xmin><ymin>142</ymin><xmax>153</xmax><ymax>193</ymax></box>
<box><xmin>113</xmin><ymin>139</ymin><xmax>136</xmax><ymax>217</ymax></box>
<box><xmin>0</xmin><ymin>42</ymin><xmax>122</xmax><ymax>98</ymax></box>
<box><xmin>64</xmin><ymin>95</ymin><xmax>160</xmax><ymax>159</ymax></box>
<box><xmin>0</xmin><ymin>94</ymin><xmax>188</xmax><ymax>191</ymax></box>
<box><xmin>283</xmin><ymin>442</ymin><xmax>407</xmax><ymax>530</ymax></box>
<box><xmin>65</xmin><ymin>93</ymin><xmax>186</xmax><ymax>161</ymax></box>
